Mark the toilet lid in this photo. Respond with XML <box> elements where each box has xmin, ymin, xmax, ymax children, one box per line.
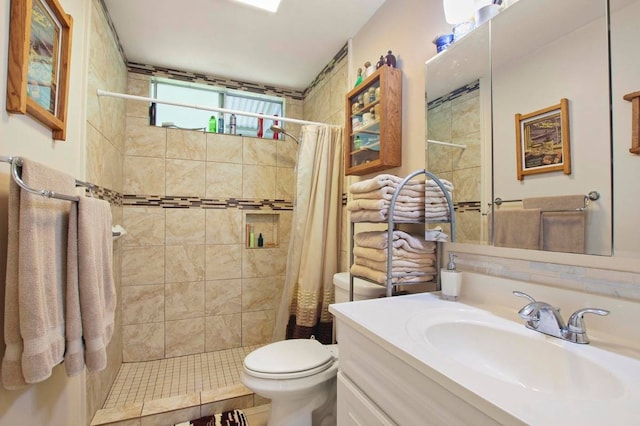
<box><xmin>244</xmin><ymin>339</ymin><xmax>335</xmax><ymax>379</ymax></box>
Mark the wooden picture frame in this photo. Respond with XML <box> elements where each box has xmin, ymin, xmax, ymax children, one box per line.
<box><xmin>515</xmin><ymin>98</ymin><xmax>571</xmax><ymax>180</ymax></box>
<box><xmin>6</xmin><ymin>0</ymin><xmax>73</xmax><ymax>140</ymax></box>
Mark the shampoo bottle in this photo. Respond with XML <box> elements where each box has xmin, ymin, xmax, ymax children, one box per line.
<box><xmin>208</xmin><ymin>115</ymin><xmax>217</xmax><ymax>133</ymax></box>
<box><xmin>441</xmin><ymin>252</ymin><xmax>462</xmax><ymax>301</ymax></box>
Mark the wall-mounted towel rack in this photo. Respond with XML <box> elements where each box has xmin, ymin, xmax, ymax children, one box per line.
<box><xmin>493</xmin><ymin>191</ymin><xmax>600</xmax><ymax>211</ymax></box>
<box><xmin>1</xmin><ymin>155</ymin><xmax>95</xmax><ymax>201</ymax></box>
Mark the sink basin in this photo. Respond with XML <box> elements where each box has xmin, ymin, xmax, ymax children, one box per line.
<box><xmin>407</xmin><ymin>307</ymin><xmax>625</xmax><ymax>399</ymax></box>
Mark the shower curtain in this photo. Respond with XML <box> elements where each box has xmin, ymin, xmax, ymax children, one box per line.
<box><xmin>273</xmin><ymin>124</ymin><xmax>344</xmax><ymax>344</ymax></box>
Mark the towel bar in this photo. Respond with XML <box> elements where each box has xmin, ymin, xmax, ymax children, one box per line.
<box><xmin>1</xmin><ymin>155</ymin><xmax>120</xmax><ymax>236</ymax></box>
<box><xmin>493</xmin><ymin>191</ymin><xmax>599</xmax><ymax>211</ymax></box>
<box><xmin>1</xmin><ymin>155</ymin><xmax>95</xmax><ymax>202</ymax></box>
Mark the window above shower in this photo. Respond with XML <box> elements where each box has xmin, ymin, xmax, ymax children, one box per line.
<box><xmin>150</xmin><ymin>77</ymin><xmax>285</xmax><ymax>138</ymax></box>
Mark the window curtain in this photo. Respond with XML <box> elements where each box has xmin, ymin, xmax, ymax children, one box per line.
<box><xmin>273</xmin><ymin>124</ymin><xmax>344</xmax><ymax>344</ymax></box>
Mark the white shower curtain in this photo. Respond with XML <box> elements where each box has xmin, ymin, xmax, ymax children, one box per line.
<box><xmin>273</xmin><ymin>124</ymin><xmax>344</xmax><ymax>344</ymax></box>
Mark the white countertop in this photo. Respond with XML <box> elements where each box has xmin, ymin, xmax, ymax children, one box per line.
<box><xmin>329</xmin><ymin>272</ymin><xmax>640</xmax><ymax>425</ymax></box>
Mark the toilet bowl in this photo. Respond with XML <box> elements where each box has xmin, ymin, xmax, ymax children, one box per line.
<box><xmin>242</xmin><ymin>273</ymin><xmax>383</xmax><ymax>425</ymax></box>
<box><xmin>241</xmin><ymin>338</ymin><xmax>339</xmax><ymax>426</ymax></box>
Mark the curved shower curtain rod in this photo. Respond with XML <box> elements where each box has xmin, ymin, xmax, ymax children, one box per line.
<box><xmin>96</xmin><ymin>89</ymin><xmax>339</xmax><ymax>128</ymax></box>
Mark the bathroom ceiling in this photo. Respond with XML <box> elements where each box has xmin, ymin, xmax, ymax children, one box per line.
<box><xmin>103</xmin><ymin>0</ymin><xmax>387</xmax><ymax>90</ymax></box>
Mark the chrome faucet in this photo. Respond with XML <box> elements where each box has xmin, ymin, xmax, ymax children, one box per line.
<box><xmin>513</xmin><ymin>291</ymin><xmax>609</xmax><ymax>344</ymax></box>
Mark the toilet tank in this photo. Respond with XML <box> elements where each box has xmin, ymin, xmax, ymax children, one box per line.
<box><xmin>333</xmin><ymin>272</ymin><xmax>387</xmax><ymax>303</ymax></box>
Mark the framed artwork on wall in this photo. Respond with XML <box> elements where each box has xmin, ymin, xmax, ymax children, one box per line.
<box><xmin>515</xmin><ymin>98</ymin><xmax>571</xmax><ymax>180</ymax></box>
<box><xmin>5</xmin><ymin>0</ymin><xmax>73</xmax><ymax>140</ymax></box>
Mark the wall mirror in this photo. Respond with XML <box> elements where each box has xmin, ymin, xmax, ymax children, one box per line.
<box><xmin>425</xmin><ymin>0</ymin><xmax>614</xmax><ymax>256</ymax></box>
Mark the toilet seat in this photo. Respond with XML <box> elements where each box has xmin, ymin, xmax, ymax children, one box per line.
<box><xmin>244</xmin><ymin>339</ymin><xmax>336</xmax><ymax>380</ymax></box>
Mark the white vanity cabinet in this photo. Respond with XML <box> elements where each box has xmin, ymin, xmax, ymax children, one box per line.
<box><xmin>333</xmin><ymin>312</ymin><xmax>507</xmax><ymax>426</ymax></box>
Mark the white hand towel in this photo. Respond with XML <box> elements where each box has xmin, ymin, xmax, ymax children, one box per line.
<box><xmin>65</xmin><ymin>202</ymin><xmax>84</xmax><ymax>376</ymax></box>
<box><xmin>77</xmin><ymin>196</ymin><xmax>116</xmax><ymax>372</ymax></box>
<box><xmin>2</xmin><ymin>159</ymin><xmax>75</xmax><ymax>388</ymax></box>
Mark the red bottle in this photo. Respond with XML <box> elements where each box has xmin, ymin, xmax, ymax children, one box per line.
<box><xmin>257</xmin><ymin>114</ymin><xmax>264</xmax><ymax>138</ymax></box>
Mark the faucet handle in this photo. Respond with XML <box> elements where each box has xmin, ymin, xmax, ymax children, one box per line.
<box><xmin>513</xmin><ymin>290</ymin><xmax>536</xmax><ymax>303</ymax></box>
<box><xmin>567</xmin><ymin>308</ymin><xmax>610</xmax><ymax>333</ymax></box>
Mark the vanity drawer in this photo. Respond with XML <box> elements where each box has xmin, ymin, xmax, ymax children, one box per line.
<box><xmin>337</xmin><ymin>371</ymin><xmax>396</xmax><ymax>426</ymax></box>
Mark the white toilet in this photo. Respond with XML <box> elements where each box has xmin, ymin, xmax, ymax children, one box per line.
<box><xmin>242</xmin><ymin>339</ymin><xmax>339</xmax><ymax>426</ymax></box>
<box><xmin>241</xmin><ymin>272</ymin><xmax>386</xmax><ymax>426</ymax></box>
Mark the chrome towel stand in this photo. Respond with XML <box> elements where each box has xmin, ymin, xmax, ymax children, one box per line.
<box><xmin>0</xmin><ymin>155</ymin><xmax>96</xmax><ymax>201</ymax></box>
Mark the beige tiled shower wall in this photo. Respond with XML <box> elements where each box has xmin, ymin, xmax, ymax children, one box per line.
<box><xmin>302</xmin><ymin>58</ymin><xmax>350</xmax><ymax>271</ymax></box>
<box><xmin>119</xmin><ymin>73</ymin><xmax>299</xmax><ymax>362</ymax></box>
<box><xmin>427</xmin><ymin>87</ymin><xmax>482</xmax><ymax>243</ymax></box>
<box><xmin>84</xmin><ymin>0</ymin><xmax>128</xmax><ymax>419</ymax></box>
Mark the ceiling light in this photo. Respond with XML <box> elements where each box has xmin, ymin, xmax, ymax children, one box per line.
<box><xmin>232</xmin><ymin>0</ymin><xmax>281</xmax><ymax>13</ymax></box>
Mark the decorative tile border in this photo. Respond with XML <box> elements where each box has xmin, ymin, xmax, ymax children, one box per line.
<box><xmin>427</xmin><ymin>80</ymin><xmax>480</xmax><ymax>111</ymax></box>
<box><xmin>122</xmin><ymin>195</ymin><xmax>293</xmax><ymax>210</ymax></box>
<box><xmin>82</xmin><ymin>185</ymin><xmax>293</xmax><ymax>211</ymax></box>
<box><xmin>85</xmin><ymin>185</ymin><xmax>123</xmax><ymax>206</ymax></box>
<box><xmin>128</xmin><ymin>62</ymin><xmax>306</xmax><ymax>101</ymax></box>
<box><xmin>303</xmin><ymin>43</ymin><xmax>348</xmax><ymax>97</ymax></box>
<box><xmin>454</xmin><ymin>201</ymin><xmax>482</xmax><ymax>213</ymax></box>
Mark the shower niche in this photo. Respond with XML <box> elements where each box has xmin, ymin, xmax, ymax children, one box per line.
<box><xmin>245</xmin><ymin>212</ymin><xmax>281</xmax><ymax>248</ymax></box>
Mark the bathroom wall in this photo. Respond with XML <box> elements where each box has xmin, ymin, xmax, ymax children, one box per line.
<box><xmin>0</xmin><ymin>0</ymin><xmax>92</xmax><ymax>424</ymax></box>
<box><xmin>427</xmin><ymin>82</ymin><xmax>483</xmax><ymax>243</ymax></box>
<box><xmin>84</xmin><ymin>0</ymin><xmax>127</xmax><ymax>419</ymax></box>
<box><xmin>118</xmin><ymin>72</ymin><xmax>299</xmax><ymax>361</ymax></box>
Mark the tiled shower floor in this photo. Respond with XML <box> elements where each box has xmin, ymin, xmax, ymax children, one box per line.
<box><xmin>104</xmin><ymin>345</ymin><xmax>261</xmax><ymax>409</ymax></box>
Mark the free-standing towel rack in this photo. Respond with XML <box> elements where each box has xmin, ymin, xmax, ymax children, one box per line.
<box><xmin>1</xmin><ymin>155</ymin><xmax>95</xmax><ymax>202</ymax></box>
<box><xmin>493</xmin><ymin>191</ymin><xmax>599</xmax><ymax>211</ymax></box>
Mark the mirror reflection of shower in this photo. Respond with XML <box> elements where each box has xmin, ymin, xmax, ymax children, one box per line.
<box><xmin>270</xmin><ymin>124</ymin><xmax>300</xmax><ymax>144</ymax></box>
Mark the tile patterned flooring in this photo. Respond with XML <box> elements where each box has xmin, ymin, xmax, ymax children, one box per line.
<box><xmin>104</xmin><ymin>346</ymin><xmax>260</xmax><ymax>409</ymax></box>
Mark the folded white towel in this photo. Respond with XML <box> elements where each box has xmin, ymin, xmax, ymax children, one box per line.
<box><xmin>350</xmin><ymin>264</ymin><xmax>435</xmax><ymax>285</ymax></box>
<box><xmin>354</xmin><ymin>230</ymin><xmax>434</xmax><ymax>251</ymax></box>
<box><xmin>354</xmin><ymin>246</ymin><xmax>437</xmax><ymax>263</ymax></box>
<box><xmin>349</xmin><ymin>174</ymin><xmax>425</xmax><ymax>194</ymax></box>
<box><xmin>355</xmin><ymin>257</ymin><xmax>437</xmax><ymax>274</ymax></box>
<box><xmin>425</xmin><ymin>227</ymin><xmax>449</xmax><ymax>242</ymax></box>
<box><xmin>352</xmin><ymin>186</ymin><xmax>426</xmax><ymax>201</ymax></box>
<box><xmin>347</xmin><ymin>199</ymin><xmax>425</xmax><ymax>212</ymax></box>
<box><xmin>351</xmin><ymin>209</ymin><xmax>425</xmax><ymax>223</ymax></box>
<box><xmin>426</xmin><ymin>179</ymin><xmax>454</xmax><ymax>191</ymax></box>
<box><xmin>2</xmin><ymin>159</ymin><xmax>75</xmax><ymax>388</ymax></box>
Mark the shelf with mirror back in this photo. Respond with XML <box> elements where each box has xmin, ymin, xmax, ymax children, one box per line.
<box><xmin>345</xmin><ymin>66</ymin><xmax>402</xmax><ymax>176</ymax></box>
<box><xmin>425</xmin><ymin>0</ymin><xmax>615</xmax><ymax>256</ymax></box>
